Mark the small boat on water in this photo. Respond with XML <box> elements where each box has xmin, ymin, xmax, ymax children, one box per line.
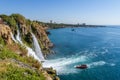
<box><xmin>75</xmin><ymin>64</ymin><xmax>87</xmax><ymax>69</ymax></box>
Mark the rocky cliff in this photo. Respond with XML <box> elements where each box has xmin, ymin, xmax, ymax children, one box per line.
<box><xmin>0</xmin><ymin>14</ymin><xmax>59</xmax><ymax>80</ymax></box>
<box><xmin>0</xmin><ymin>24</ymin><xmax>13</xmax><ymax>44</ymax></box>
<box><xmin>0</xmin><ymin>14</ymin><xmax>52</xmax><ymax>56</ymax></box>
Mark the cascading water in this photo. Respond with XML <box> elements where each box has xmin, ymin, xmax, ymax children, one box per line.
<box><xmin>13</xmin><ymin>25</ymin><xmax>41</xmax><ymax>61</ymax></box>
<box><xmin>16</xmin><ymin>25</ymin><xmax>23</xmax><ymax>44</ymax></box>
<box><xmin>10</xmin><ymin>32</ymin><xmax>17</xmax><ymax>43</ymax></box>
<box><xmin>26</xmin><ymin>47</ymin><xmax>41</xmax><ymax>61</ymax></box>
<box><xmin>31</xmin><ymin>33</ymin><xmax>45</xmax><ymax>61</ymax></box>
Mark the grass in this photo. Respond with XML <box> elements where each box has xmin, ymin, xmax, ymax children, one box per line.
<box><xmin>0</xmin><ymin>45</ymin><xmax>42</xmax><ymax>68</ymax></box>
<box><xmin>0</xmin><ymin>47</ymin><xmax>18</xmax><ymax>59</ymax></box>
<box><xmin>0</xmin><ymin>60</ymin><xmax>45</xmax><ymax>80</ymax></box>
<box><xmin>0</xmin><ymin>37</ymin><xmax>5</xmax><ymax>46</ymax></box>
<box><xmin>0</xmin><ymin>42</ymin><xmax>45</xmax><ymax>80</ymax></box>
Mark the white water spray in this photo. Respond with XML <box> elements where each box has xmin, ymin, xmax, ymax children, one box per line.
<box><xmin>43</xmin><ymin>54</ymin><xmax>88</xmax><ymax>74</ymax></box>
<box><xmin>31</xmin><ymin>33</ymin><xmax>45</xmax><ymax>61</ymax></box>
<box><xmin>10</xmin><ymin>32</ymin><xmax>17</xmax><ymax>43</ymax></box>
<box><xmin>12</xmin><ymin>25</ymin><xmax>42</xmax><ymax>62</ymax></box>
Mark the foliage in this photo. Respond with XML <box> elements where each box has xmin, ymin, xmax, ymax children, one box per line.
<box><xmin>0</xmin><ymin>14</ymin><xmax>9</xmax><ymax>22</ymax></box>
<box><xmin>0</xmin><ymin>44</ymin><xmax>41</xmax><ymax>67</ymax></box>
<box><xmin>33</xmin><ymin>20</ymin><xmax>47</xmax><ymax>27</ymax></box>
<box><xmin>26</xmin><ymin>19</ymin><xmax>31</xmax><ymax>27</ymax></box>
<box><xmin>31</xmin><ymin>21</ymin><xmax>38</xmax><ymax>33</ymax></box>
<box><xmin>0</xmin><ymin>37</ymin><xmax>5</xmax><ymax>46</ymax></box>
<box><xmin>10</xmin><ymin>14</ymin><xmax>26</xmax><ymax>24</ymax></box>
<box><xmin>0</xmin><ymin>44</ymin><xmax>46</xmax><ymax>80</ymax></box>
<box><xmin>0</xmin><ymin>13</ymin><xmax>59</xmax><ymax>80</ymax></box>
<box><xmin>0</xmin><ymin>60</ymin><xmax>45</xmax><ymax>80</ymax></box>
<box><xmin>8</xmin><ymin>16</ymin><xmax>17</xmax><ymax>29</ymax></box>
<box><xmin>0</xmin><ymin>14</ymin><xmax>17</xmax><ymax>33</ymax></box>
<box><xmin>0</xmin><ymin>47</ymin><xmax>18</xmax><ymax>59</ymax></box>
<box><xmin>22</xmin><ymin>32</ymin><xmax>32</xmax><ymax>47</ymax></box>
<box><xmin>24</xmin><ymin>32</ymin><xmax>32</xmax><ymax>44</ymax></box>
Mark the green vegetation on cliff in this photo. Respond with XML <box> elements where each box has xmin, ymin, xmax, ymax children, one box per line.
<box><xmin>0</xmin><ymin>14</ymin><xmax>52</xmax><ymax>55</ymax></box>
<box><xmin>0</xmin><ymin>14</ymin><xmax>59</xmax><ymax>80</ymax></box>
<box><xmin>0</xmin><ymin>60</ymin><xmax>45</xmax><ymax>80</ymax></box>
<box><xmin>0</xmin><ymin>37</ymin><xmax>45</xmax><ymax>80</ymax></box>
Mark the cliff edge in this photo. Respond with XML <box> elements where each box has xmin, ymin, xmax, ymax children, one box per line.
<box><xmin>0</xmin><ymin>14</ymin><xmax>59</xmax><ymax>80</ymax></box>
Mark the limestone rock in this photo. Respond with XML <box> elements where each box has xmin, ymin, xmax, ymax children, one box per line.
<box><xmin>0</xmin><ymin>24</ymin><xmax>13</xmax><ymax>44</ymax></box>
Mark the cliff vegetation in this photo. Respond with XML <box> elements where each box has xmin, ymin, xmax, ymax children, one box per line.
<box><xmin>0</xmin><ymin>14</ymin><xmax>59</xmax><ymax>80</ymax></box>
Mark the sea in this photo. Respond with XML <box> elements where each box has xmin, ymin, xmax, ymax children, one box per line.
<box><xmin>43</xmin><ymin>26</ymin><xmax>120</xmax><ymax>80</ymax></box>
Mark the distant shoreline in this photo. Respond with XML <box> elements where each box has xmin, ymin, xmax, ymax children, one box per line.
<box><xmin>46</xmin><ymin>23</ymin><xmax>106</xmax><ymax>29</ymax></box>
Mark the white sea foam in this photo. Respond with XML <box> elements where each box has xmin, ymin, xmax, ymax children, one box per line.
<box><xmin>109</xmin><ymin>63</ymin><xmax>116</xmax><ymax>66</ymax></box>
<box><xmin>87</xmin><ymin>61</ymin><xmax>106</xmax><ymax>68</ymax></box>
<box><xmin>43</xmin><ymin>50</ymin><xmax>103</xmax><ymax>74</ymax></box>
<box><xmin>43</xmin><ymin>55</ymin><xmax>88</xmax><ymax>74</ymax></box>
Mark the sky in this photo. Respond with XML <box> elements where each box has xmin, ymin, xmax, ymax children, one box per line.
<box><xmin>0</xmin><ymin>0</ymin><xmax>120</xmax><ymax>25</ymax></box>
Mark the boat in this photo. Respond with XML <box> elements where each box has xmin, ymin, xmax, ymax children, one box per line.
<box><xmin>75</xmin><ymin>64</ymin><xmax>87</xmax><ymax>69</ymax></box>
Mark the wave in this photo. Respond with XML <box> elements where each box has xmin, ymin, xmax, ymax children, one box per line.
<box><xmin>43</xmin><ymin>49</ymin><xmax>115</xmax><ymax>75</ymax></box>
<box><xmin>43</xmin><ymin>54</ymin><xmax>88</xmax><ymax>74</ymax></box>
<box><xmin>87</xmin><ymin>61</ymin><xmax>106</xmax><ymax>68</ymax></box>
<box><xmin>110</xmin><ymin>63</ymin><xmax>116</xmax><ymax>66</ymax></box>
<box><xmin>87</xmin><ymin>61</ymin><xmax>116</xmax><ymax>68</ymax></box>
<box><xmin>43</xmin><ymin>50</ymin><xmax>101</xmax><ymax>74</ymax></box>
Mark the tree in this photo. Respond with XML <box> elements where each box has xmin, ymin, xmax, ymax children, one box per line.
<box><xmin>8</xmin><ymin>17</ymin><xmax>17</xmax><ymax>28</ymax></box>
<box><xmin>0</xmin><ymin>14</ymin><xmax>9</xmax><ymax>23</ymax></box>
<box><xmin>10</xmin><ymin>14</ymin><xmax>26</xmax><ymax>24</ymax></box>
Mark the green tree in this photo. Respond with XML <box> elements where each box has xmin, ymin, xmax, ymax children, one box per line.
<box><xmin>0</xmin><ymin>14</ymin><xmax>9</xmax><ymax>23</ymax></box>
<box><xmin>10</xmin><ymin>14</ymin><xmax>26</xmax><ymax>24</ymax></box>
<box><xmin>8</xmin><ymin>17</ymin><xmax>17</xmax><ymax>28</ymax></box>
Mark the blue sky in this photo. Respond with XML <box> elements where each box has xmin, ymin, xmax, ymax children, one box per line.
<box><xmin>0</xmin><ymin>0</ymin><xmax>120</xmax><ymax>25</ymax></box>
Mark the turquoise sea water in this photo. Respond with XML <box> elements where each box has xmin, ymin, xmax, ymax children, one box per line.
<box><xmin>43</xmin><ymin>26</ymin><xmax>120</xmax><ymax>80</ymax></box>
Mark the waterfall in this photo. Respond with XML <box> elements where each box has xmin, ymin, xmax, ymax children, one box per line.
<box><xmin>12</xmin><ymin>25</ymin><xmax>41</xmax><ymax>62</ymax></box>
<box><xmin>10</xmin><ymin>32</ymin><xmax>17</xmax><ymax>43</ymax></box>
<box><xmin>31</xmin><ymin>33</ymin><xmax>45</xmax><ymax>61</ymax></box>
<box><xmin>16</xmin><ymin>25</ymin><xmax>23</xmax><ymax>44</ymax></box>
<box><xmin>26</xmin><ymin>46</ymin><xmax>41</xmax><ymax>61</ymax></box>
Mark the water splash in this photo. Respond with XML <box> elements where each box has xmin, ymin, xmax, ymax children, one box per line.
<box><xmin>87</xmin><ymin>61</ymin><xmax>106</xmax><ymax>68</ymax></box>
<box><xmin>110</xmin><ymin>63</ymin><xmax>116</xmax><ymax>66</ymax></box>
<box><xmin>43</xmin><ymin>54</ymin><xmax>88</xmax><ymax>74</ymax></box>
<box><xmin>26</xmin><ymin>46</ymin><xmax>41</xmax><ymax>61</ymax></box>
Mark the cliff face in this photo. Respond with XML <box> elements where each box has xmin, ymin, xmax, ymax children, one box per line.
<box><xmin>0</xmin><ymin>14</ymin><xmax>59</xmax><ymax>80</ymax></box>
<box><xmin>0</xmin><ymin>14</ymin><xmax>52</xmax><ymax>55</ymax></box>
<box><xmin>17</xmin><ymin>21</ymin><xmax>52</xmax><ymax>56</ymax></box>
<box><xmin>0</xmin><ymin>24</ymin><xmax>13</xmax><ymax>44</ymax></box>
<box><xmin>31</xmin><ymin>22</ymin><xmax>52</xmax><ymax>55</ymax></box>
